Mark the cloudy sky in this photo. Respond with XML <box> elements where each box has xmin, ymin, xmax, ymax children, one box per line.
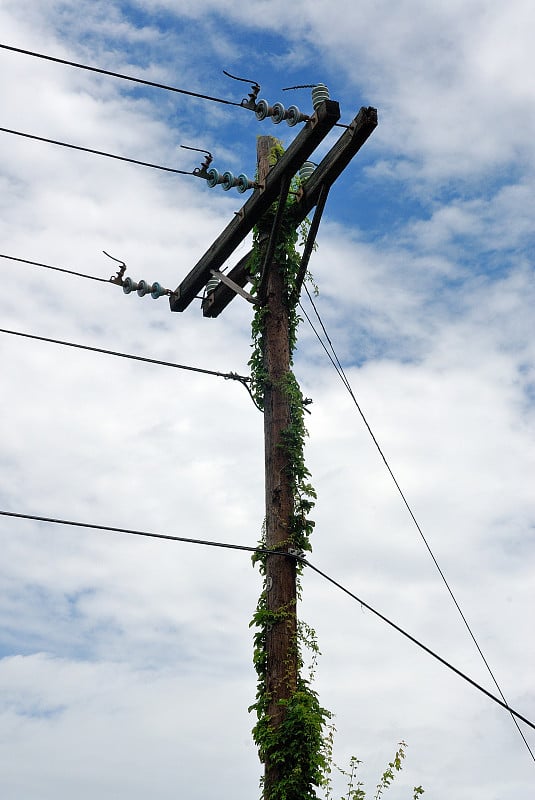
<box><xmin>0</xmin><ymin>1</ymin><xmax>534</xmax><ymax>798</ymax></box>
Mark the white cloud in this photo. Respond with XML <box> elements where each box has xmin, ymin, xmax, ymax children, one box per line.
<box><xmin>0</xmin><ymin>2</ymin><xmax>534</xmax><ymax>799</ymax></box>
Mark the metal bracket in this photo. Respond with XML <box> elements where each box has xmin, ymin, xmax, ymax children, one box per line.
<box><xmin>223</xmin><ymin>69</ymin><xmax>260</xmax><ymax>110</ymax></box>
<box><xmin>288</xmin><ymin>548</ymin><xmax>304</xmax><ymax>559</ymax></box>
<box><xmin>209</xmin><ymin>269</ymin><xmax>258</xmax><ymax>305</ymax></box>
<box><xmin>307</xmin><ymin>109</ymin><xmax>319</xmax><ymax>129</ymax></box>
<box><xmin>180</xmin><ymin>145</ymin><xmax>213</xmax><ymax>179</ymax></box>
<box><xmin>103</xmin><ymin>250</ymin><xmax>127</xmax><ymax>285</ymax></box>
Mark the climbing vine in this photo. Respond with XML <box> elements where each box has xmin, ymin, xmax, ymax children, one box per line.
<box><xmin>247</xmin><ymin>142</ymin><xmax>423</xmax><ymax>800</ymax></box>
<box><xmin>248</xmin><ymin>140</ymin><xmax>332</xmax><ymax>800</ymax></box>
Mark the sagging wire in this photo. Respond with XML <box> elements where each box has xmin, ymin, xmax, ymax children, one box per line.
<box><xmin>0</xmin><ymin>43</ymin><xmax>244</xmax><ymax>107</ymax></box>
<box><xmin>1</xmin><ymin>507</ymin><xmax>535</xmax><ymax>736</ymax></box>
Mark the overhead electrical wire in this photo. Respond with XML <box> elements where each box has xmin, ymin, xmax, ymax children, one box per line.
<box><xmin>1</xmin><ymin>257</ymin><xmax>531</xmax><ymax>752</ymax></box>
<box><xmin>0</xmin><ymin>253</ymin><xmax>263</xmax><ymax>407</ymax></box>
<box><xmin>1</xmin><ymin>507</ymin><xmax>534</xmax><ymax>736</ymax></box>
<box><xmin>0</xmin><ymin>126</ymin><xmax>192</xmax><ymax>175</ymax></box>
<box><xmin>299</xmin><ymin>298</ymin><xmax>351</xmax><ymax>392</ymax></box>
<box><xmin>0</xmin><ymin>253</ymin><xmax>111</xmax><ymax>283</ymax></box>
<box><xmin>302</xmin><ymin>558</ymin><xmax>535</xmax><ymax>735</ymax></box>
<box><xmin>0</xmin><ymin>43</ymin><xmax>243</xmax><ymax>108</ymax></box>
<box><xmin>0</xmin><ymin>509</ymin><xmax>264</xmax><ymax>555</ymax></box>
<box><xmin>0</xmin><ymin>326</ymin><xmax>250</xmax><ymax>386</ymax></box>
<box><xmin>300</xmin><ymin>284</ymin><xmax>535</xmax><ymax>763</ymax></box>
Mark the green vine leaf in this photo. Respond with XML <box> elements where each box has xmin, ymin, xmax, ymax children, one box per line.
<box><xmin>249</xmin><ymin>140</ymin><xmax>330</xmax><ymax>800</ymax></box>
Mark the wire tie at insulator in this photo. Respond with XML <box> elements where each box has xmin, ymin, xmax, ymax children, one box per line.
<box><xmin>109</xmin><ymin>264</ymin><xmax>126</xmax><ymax>284</ymax></box>
<box><xmin>103</xmin><ymin>250</ymin><xmax>127</xmax><ymax>285</ymax></box>
<box><xmin>223</xmin><ymin>69</ymin><xmax>260</xmax><ymax>110</ymax></box>
<box><xmin>181</xmin><ymin>144</ymin><xmax>213</xmax><ymax>179</ymax></box>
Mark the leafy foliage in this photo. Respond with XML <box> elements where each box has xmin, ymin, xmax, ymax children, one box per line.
<box><xmin>247</xmin><ymin>141</ymin><xmax>423</xmax><ymax>800</ymax></box>
<box><xmin>323</xmin><ymin>741</ymin><xmax>424</xmax><ymax>800</ymax></box>
<box><xmin>248</xmin><ymin>140</ymin><xmax>330</xmax><ymax>800</ymax></box>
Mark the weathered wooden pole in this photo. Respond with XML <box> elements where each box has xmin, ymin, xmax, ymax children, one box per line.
<box><xmin>257</xmin><ymin>135</ymin><xmax>298</xmax><ymax>799</ymax></box>
<box><xmin>168</xmin><ymin>101</ymin><xmax>377</xmax><ymax>798</ymax></box>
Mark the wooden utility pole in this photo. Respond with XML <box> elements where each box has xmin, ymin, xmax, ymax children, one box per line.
<box><xmin>256</xmin><ymin>136</ymin><xmax>298</xmax><ymax>797</ymax></box>
<box><xmin>169</xmin><ymin>98</ymin><xmax>377</xmax><ymax>798</ymax></box>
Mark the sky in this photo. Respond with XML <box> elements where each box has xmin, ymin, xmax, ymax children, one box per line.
<box><xmin>0</xmin><ymin>1</ymin><xmax>534</xmax><ymax>798</ymax></box>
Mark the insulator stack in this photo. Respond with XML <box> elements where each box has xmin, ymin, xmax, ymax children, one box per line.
<box><xmin>122</xmin><ymin>277</ymin><xmax>169</xmax><ymax>299</ymax></box>
<box><xmin>311</xmin><ymin>83</ymin><xmax>330</xmax><ymax>109</ymax></box>
<box><xmin>254</xmin><ymin>99</ymin><xmax>309</xmax><ymax>126</ymax></box>
<box><xmin>149</xmin><ymin>282</ymin><xmax>168</xmax><ymax>299</ymax></box>
<box><xmin>286</xmin><ymin>105</ymin><xmax>308</xmax><ymax>126</ymax></box>
<box><xmin>205</xmin><ymin>276</ymin><xmax>220</xmax><ymax>295</ymax></box>
<box><xmin>136</xmin><ymin>279</ymin><xmax>152</xmax><ymax>297</ymax></box>
<box><xmin>299</xmin><ymin>161</ymin><xmax>316</xmax><ymax>183</ymax></box>
<box><xmin>122</xmin><ymin>277</ymin><xmax>138</xmax><ymax>294</ymax></box>
<box><xmin>206</xmin><ymin>168</ymin><xmax>255</xmax><ymax>193</ymax></box>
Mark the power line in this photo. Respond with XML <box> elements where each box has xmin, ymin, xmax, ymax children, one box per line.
<box><xmin>1</xmin><ymin>506</ymin><xmax>534</xmax><ymax>735</ymax></box>
<box><xmin>0</xmin><ymin>253</ymin><xmax>111</xmax><ymax>283</ymax></box>
<box><xmin>0</xmin><ymin>509</ymin><xmax>264</xmax><ymax>554</ymax></box>
<box><xmin>301</xmin><ymin>285</ymin><xmax>535</xmax><ymax>763</ymax></box>
<box><xmin>302</xmin><ymin>557</ymin><xmax>535</xmax><ymax>735</ymax></box>
<box><xmin>0</xmin><ymin>326</ymin><xmax>250</xmax><ymax>385</ymax></box>
<box><xmin>299</xmin><ymin>298</ymin><xmax>351</xmax><ymax>392</ymax></box>
<box><xmin>0</xmin><ymin>126</ymin><xmax>192</xmax><ymax>175</ymax></box>
<box><xmin>0</xmin><ymin>43</ymin><xmax>243</xmax><ymax>108</ymax></box>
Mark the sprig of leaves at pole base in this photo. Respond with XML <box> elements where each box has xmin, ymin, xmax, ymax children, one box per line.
<box><xmin>322</xmin><ymin>740</ymin><xmax>425</xmax><ymax>800</ymax></box>
<box><xmin>248</xmin><ymin>140</ymin><xmax>331</xmax><ymax>800</ymax></box>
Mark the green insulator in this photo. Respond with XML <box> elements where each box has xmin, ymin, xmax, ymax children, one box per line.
<box><xmin>136</xmin><ymin>279</ymin><xmax>150</xmax><ymax>297</ymax></box>
<box><xmin>205</xmin><ymin>276</ymin><xmax>220</xmax><ymax>295</ymax></box>
<box><xmin>236</xmin><ymin>173</ymin><xmax>254</xmax><ymax>193</ymax></box>
<box><xmin>255</xmin><ymin>99</ymin><xmax>270</xmax><ymax>120</ymax></box>
<box><xmin>122</xmin><ymin>277</ymin><xmax>138</xmax><ymax>294</ymax></box>
<box><xmin>271</xmin><ymin>102</ymin><xmax>286</xmax><ymax>124</ymax></box>
<box><xmin>150</xmin><ymin>282</ymin><xmax>167</xmax><ymax>299</ymax></box>
<box><xmin>206</xmin><ymin>167</ymin><xmax>220</xmax><ymax>188</ymax></box>
<box><xmin>299</xmin><ymin>161</ymin><xmax>316</xmax><ymax>182</ymax></box>
<box><xmin>311</xmin><ymin>83</ymin><xmax>329</xmax><ymax>109</ymax></box>
<box><xmin>222</xmin><ymin>170</ymin><xmax>235</xmax><ymax>191</ymax></box>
